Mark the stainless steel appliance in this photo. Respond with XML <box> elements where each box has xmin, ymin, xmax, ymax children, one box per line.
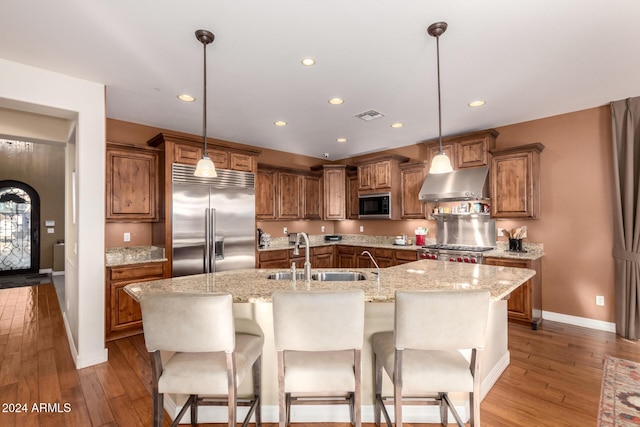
<box><xmin>172</xmin><ymin>163</ymin><xmax>255</xmax><ymax>277</ymax></box>
<box><xmin>358</xmin><ymin>192</ymin><xmax>391</xmax><ymax>219</ymax></box>
<box><xmin>418</xmin><ymin>166</ymin><xmax>490</xmax><ymax>202</ymax></box>
<box><xmin>418</xmin><ymin>211</ymin><xmax>496</xmax><ymax>264</ymax></box>
<box><xmin>418</xmin><ymin>244</ymin><xmax>493</xmax><ymax>264</ymax></box>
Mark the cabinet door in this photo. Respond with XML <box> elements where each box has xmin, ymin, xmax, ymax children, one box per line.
<box><xmin>491</xmin><ymin>151</ymin><xmax>536</xmax><ymax>218</ymax></box>
<box><xmin>110</xmin><ymin>282</ymin><xmax>143</xmax><ymax>334</ymax></box>
<box><xmin>256</xmin><ymin>169</ymin><xmax>277</xmax><ymax>220</ymax></box>
<box><xmin>373</xmin><ymin>160</ymin><xmax>392</xmax><ymax>189</ymax></box>
<box><xmin>174</xmin><ymin>143</ymin><xmax>201</xmax><ymax>165</ymax></box>
<box><xmin>456</xmin><ymin>137</ymin><xmax>490</xmax><ymax>168</ymax></box>
<box><xmin>400</xmin><ymin>163</ymin><xmax>428</xmax><ymax>219</ymax></box>
<box><xmin>278</xmin><ymin>173</ymin><xmax>304</xmax><ymax>219</ymax></box>
<box><xmin>426</xmin><ymin>142</ymin><xmax>456</xmax><ymax>170</ymax></box>
<box><xmin>336</xmin><ymin>246</ymin><xmax>356</xmax><ymax>268</ymax></box>
<box><xmin>394</xmin><ymin>250</ymin><xmax>418</xmax><ymax>265</ymax></box>
<box><xmin>358</xmin><ymin>164</ymin><xmax>374</xmax><ymax>190</ymax></box>
<box><xmin>346</xmin><ymin>173</ymin><xmax>359</xmax><ymax>219</ymax></box>
<box><xmin>484</xmin><ymin>258</ymin><xmax>532</xmax><ymax>322</ymax></box>
<box><xmin>106</xmin><ymin>147</ymin><xmax>158</xmax><ymax>221</ymax></box>
<box><xmin>312</xmin><ymin>246</ymin><xmax>334</xmax><ymax>269</ymax></box>
<box><xmin>209</xmin><ymin>149</ymin><xmax>230</xmax><ymax>169</ymax></box>
<box><xmin>323</xmin><ymin>168</ymin><xmax>346</xmax><ymax>220</ymax></box>
<box><xmin>230</xmin><ymin>152</ymin><xmax>254</xmax><ymax>172</ymax></box>
<box><xmin>258</xmin><ymin>249</ymin><xmax>289</xmax><ymax>268</ymax></box>
<box><xmin>304</xmin><ymin>175</ymin><xmax>323</xmax><ymax>220</ymax></box>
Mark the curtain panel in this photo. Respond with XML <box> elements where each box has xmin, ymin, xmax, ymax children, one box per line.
<box><xmin>611</xmin><ymin>97</ymin><xmax>640</xmax><ymax>340</ymax></box>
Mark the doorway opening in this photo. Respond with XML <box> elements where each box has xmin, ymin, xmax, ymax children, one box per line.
<box><xmin>0</xmin><ymin>180</ymin><xmax>40</xmax><ymax>275</ymax></box>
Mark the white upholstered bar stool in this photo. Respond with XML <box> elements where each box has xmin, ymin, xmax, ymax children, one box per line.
<box><xmin>272</xmin><ymin>289</ymin><xmax>365</xmax><ymax>427</ymax></box>
<box><xmin>372</xmin><ymin>289</ymin><xmax>491</xmax><ymax>427</ymax></box>
<box><xmin>139</xmin><ymin>292</ymin><xmax>264</xmax><ymax>427</ymax></box>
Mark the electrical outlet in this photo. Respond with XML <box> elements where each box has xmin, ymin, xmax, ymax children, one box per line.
<box><xmin>359</xmin><ymin>225</ymin><xmax>364</xmax><ymax>233</ymax></box>
<box><xmin>321</xmin><ymin>225</ymin><xmax>326</xmax><ymax>233</ymax></box>
<box><xmin>124</xmin><ymin>232</ymin><xmax>131</xmax><ymax>242</ymax></box>
<box><xmin>283</xmin><ymin>227</ymin><xmax>288</xmax><ymax>235</ymax></box>
<box><xmin>596</xmin><ymin>295</ymin><xmax>605</xmax><ymax>306</ymax></box>
<box><xmin>497</xmin><ymin>228</ymin><xmax>504</xmax><ymax>237</ymax></box>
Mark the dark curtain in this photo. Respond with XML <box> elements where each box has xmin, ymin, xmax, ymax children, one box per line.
<box><xmin>611</xmin><ymin>97</ymin><xmax>640</xmax><ymax>340</ymax></box>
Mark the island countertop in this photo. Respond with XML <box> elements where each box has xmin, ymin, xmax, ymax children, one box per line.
<box><xmin>124</xmin><ymin>259</ymin><xmax>536</xmax><ymax>303</ymax></box>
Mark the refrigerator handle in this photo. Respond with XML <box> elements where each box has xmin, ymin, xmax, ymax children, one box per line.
<box><xmin>204</xmin><ymin>208</ymin><xmax>211</xmax><ymax>273</ymax></box>
<box><xmin>210</xmin><ymin>208</ymin><xmax>216</xmax><ymax>272</ymax></box>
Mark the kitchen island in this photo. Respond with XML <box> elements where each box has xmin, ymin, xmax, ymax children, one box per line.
<box><xmin>125</xmin><ymin>259</ymin><xmax>535</xmax><ymax>424</ymax></box>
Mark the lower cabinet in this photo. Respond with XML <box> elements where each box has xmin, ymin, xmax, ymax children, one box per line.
<box><xmin>106</xmin><ymin>262</ymin><xmax>166</xmax><ymax>341</ymax></box>
<box><xmin>484</xmin><ymin>257</ymin><xmax>542</xmax><ymax>330</ymax></box>
<box><xmin>258</xmin><ymin>245</ymin><xmax>418</xmax><ymax>270</ymax></box>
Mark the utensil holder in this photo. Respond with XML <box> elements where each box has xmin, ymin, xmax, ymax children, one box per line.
<box><xmin>508</xmin><ymin>238</ymin><xmax>523</xmax><ymax>252</ymax></box>
<box><xmin>415</xmin><ymin>234</ymin><xmax>426</xmax><ymax>246</ymax></box>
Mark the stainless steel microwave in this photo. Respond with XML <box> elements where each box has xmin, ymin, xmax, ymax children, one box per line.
<box><xmin>358</xmin><ymin>192</ymin><xmax>391</xmax><ymax>219</ymax></box>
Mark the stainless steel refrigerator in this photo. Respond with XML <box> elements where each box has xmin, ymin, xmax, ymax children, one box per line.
<box><xmin>171</xmin><ymin>163</ymin><xmax>255</xmax><ymax>277</ymax></box>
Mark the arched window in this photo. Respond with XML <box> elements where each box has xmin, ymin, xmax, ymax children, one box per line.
<box><xmin>0</xmin><ymin>181</ymin><xmax>40</xmax><ymax>275</ymax></box>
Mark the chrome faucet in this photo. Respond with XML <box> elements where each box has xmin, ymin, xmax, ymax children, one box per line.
<box><xmin>361</xmin><ymin>250</ymin><xmax>380</xmax><ymax>285</ymax></box>
<box><xmin>293</xmin><ymin>232</ymin><xmax>312</xmax><ymax>283</ymax></box>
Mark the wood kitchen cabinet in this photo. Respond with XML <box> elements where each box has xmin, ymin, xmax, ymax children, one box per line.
<box><xmin>336</xmin><ymin>245</ymin><xmax>357</xmax><ymax>268</ymax></box>
<box><xmin>312</xmin><ymin>246</ymin><xmax>334</xmax><ymax>268</ymax></box>
<box><xmin>355</xmin><ymin>154</ymin><xmax>409</xmax><ymax>220</ymax></box>
<box><xmin>303</xmin><ymin>174</ymin><xmax>323</xmax><ymax>220</ymax></box>
<box><xmin>257</xmin><ymin>249</ymin><xmax>289</xmax><ymax>269</ymax></box>
<box><xmin>484</xmin><ymin>256</ymin><xmax>542</xmax><ymax>330</ymax></box>
<box><xmin>256</xmin><ymin>167</ymin><xmax>277</xmax><ymax>220</ymax></box>
<box><xmin>346</xmin><ymin>170</ymin><xmax>359</xmax><ymax>219</ymax></box>
<box><xmin>399</xmin><ymin>161</ymin><xmax>429</xmax><ymax>219</ymax></box>
<box><xmin>490</xmin><ymin>143</ymin><xmax>545</xmax><ymax>219</ymax></box>
<box><xmin>423</xmin><ymin>129</ymin><xmax>498</xmax><ymax>170</ymax></box>
<box><xmin>394</xmin><ymin>249</ymin><xmax>419</xmax><ymax>265</ymax></box>
<box><xmin>278</xmin><ymin>172</ymin><xmax>304</xmax><ymax>219</ymax></box>
<box><xmin>106</xmin><ymin>142</ymin><xmax>159</xmax><ymax>222</ymax></box>
<box><xmin>106</xmin><ymin>262</ymin><xmax>166</xmax><ymax>341</ymax></box>
<box><xmin>311</xmin><ymin>164</ymin><xmax>352</xmax><ymax>220</ymax></box>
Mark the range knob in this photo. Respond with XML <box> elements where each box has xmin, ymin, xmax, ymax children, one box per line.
<box><xmin>463</xmin><ymin>257</ymin><xmax>470</xmax><ymax>263</ymax></box>
<box><xmin>470</xmin><ymin>258</ymin><xmax>477</xmax><ymax>264</ymax></box>
<box><xmin>449</xmin><ymin>258</ymin><xmax>455</xmax><ymax>262</ymax></box>
<box><xmin>457</xmin><ymin>257</ymin><xmax>463</xmax><ymax>262</ymax></box>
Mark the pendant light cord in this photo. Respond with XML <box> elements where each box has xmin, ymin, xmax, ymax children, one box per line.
<box><xmin>436</xmin><ymin>32</ymin><xmax>443</xmax><ymax>155</ymax></box>
<box><xmin>202</xmin><ymin>39</ymin><xmax>208</xmax><ymax>158</ymax></box>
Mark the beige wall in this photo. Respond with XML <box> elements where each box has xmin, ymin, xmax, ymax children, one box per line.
<box><xmin>107</xmin><ymin>105</ymin><xmax>616</xmax><ymax>324</ymax></box>
<box><xmin>0</xmin><ymin>142</ymin><xmax>65</xmax><ymax>270</ymax></box>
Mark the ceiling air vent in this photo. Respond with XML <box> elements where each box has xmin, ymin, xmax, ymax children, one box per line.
<box><xmin>354</xmin><ymin>109</ymin><xmax>385</xmax><ymax>121</ymax></box>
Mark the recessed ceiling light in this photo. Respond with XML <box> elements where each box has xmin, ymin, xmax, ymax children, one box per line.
<box><xmin>328</xmin><ymin>98</ymin><xmax>344</xmax><ymax>105</ymax></box>
<box><xmin>390</xmin><ymin>122</ymin><xmax>404</xmax><ymax>128</ymax></box>
<box><xmin>337</xmin><ymin>138</ymin><xmax>347</xmax><ymax>143</ymax></box>
<box><xmin>468</xmin><ymin>100</ymin><xmax>486</xmax><ymax>107</ymax></box>
<box><xmin>178</xmin><ymin>94</ymin><xmax>195</xmax><ymax>102</ymax></box>
<box><xmin>274</xmin><ymin>121</ymin><xmax>287</xmax><ymax>127</ymax></box>
<box><xmin>301</xmin><ymin>58</ymin><xmax>316</xmax><ymax>66</ymax></box>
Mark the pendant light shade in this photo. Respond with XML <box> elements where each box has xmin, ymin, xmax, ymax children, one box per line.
<box><xmin>427</xmin><ymin>22</ymin><xmax>454</xmax><ymax>175</ymax></box>
<box><xmin>194</xmin><ymin>29</ymin><xmax>217</xmax><ymax>178</ymax></box>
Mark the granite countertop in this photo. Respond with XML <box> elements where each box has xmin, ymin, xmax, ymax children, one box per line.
<box><xmin>124</xmin><ymin>259</ymin><xmax>536</xmax><ymax>304</ymax></box>
<box><xmin>106</xmin><ymin>246</ymin><xmax>167</xmax><ymax>267</ymax></box>
<box><xmin>260</xmin><ymin>235</ymin><xmax>544</xmax><ymax>261</ymax></box>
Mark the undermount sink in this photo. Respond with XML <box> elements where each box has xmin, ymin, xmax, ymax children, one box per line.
<box><xmin>266</xmin><ymin>271</ymin><xmax>367</xmax><ymax>281</ymax></box>
<box><xmin>311</xmin><ymin>272</ymin><xmax>367</xmax><ymax>281</ymax></box>
<box><xmin>266</xmin><ymin>272</ymin><xmax>305</xmax><ymax>280</ymax></box>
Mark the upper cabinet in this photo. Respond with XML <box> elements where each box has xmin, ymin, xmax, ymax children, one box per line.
<box><xmin>313</xmin><ymin>165</ymin><xmax>351</xmax><ymax>220</ymax></box>
<box><xmin>256</xmin><ymin>167</ymin><xmax>277</xmax><ymax>220</ymax></box>
<box><xmin>256</xmin><ymin>165</ymin><xmax>323</xmax><ymax>220</ymax></box>
<box><xmin>355</xmin><ymin>154</ymin><xmax>409</xmax><ymax>220</ymax></box>
<box><xmin>147</xmin><ymin>132</ymin><xmax>260</xmax><ymax>173</ymax></box>
<box><xmin>346</xmin><ymin>169</ymin><xmax>359</xmax><ymax>219</ymax></box>
<box><xmin>490</xmin><ymin>143</ymin><xmax>545</xmax><ymax>219</ymax></box>
<box><xmin>399</xmin><ymin>161</ymin><xmax>429</xmax><ymax>219</ymax></box>
<box><xmin>106</xmin><ymin>142</ymin><xmax>159</xmax><ymax>222</ymax></box>
<box><xmin>423</xmin><ymin>129</ymin><xmax>498</xmax><ymax>170</ymax></box>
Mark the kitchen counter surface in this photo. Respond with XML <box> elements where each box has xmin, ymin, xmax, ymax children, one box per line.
<box><xmin>260</xmin><ymin>235</ymin><xmax>545</xmax><ymax>261</ymax></box>
<box><xmin>106</xmin><ymin>246</ymin><xmax>167</xmax><ymax>267</ymax></box>
<box><xmin>124</xmin><ymin>259</ymin><xmax>536</xmax><ymax>303</ymax></box>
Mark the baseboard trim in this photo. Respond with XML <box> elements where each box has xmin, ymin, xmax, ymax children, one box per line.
<box><xmin>62</xmin><ymin>311</ymin><xmax>109</xmax><ymax>368</ymax></box>
<box><xmin>542</xmin><ymin>310</ymin><xmax>616</xmax><ymax>333</ymax></box>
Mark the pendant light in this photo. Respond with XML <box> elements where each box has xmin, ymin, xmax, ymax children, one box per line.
<box><xmin>427</xmin><ymin>22</ymin><xmax>454</xmax><ymax>174</ymax></box>
<box><xmin>194</xmin><ymin>29</ymin><xmax>217</xmax><ymax>177</ymax></box>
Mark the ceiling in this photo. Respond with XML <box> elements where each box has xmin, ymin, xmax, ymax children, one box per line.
<box><xmin>2</xmin><ymin>0</ymin><xmax>640</xmax><ymax>160</ymax></box>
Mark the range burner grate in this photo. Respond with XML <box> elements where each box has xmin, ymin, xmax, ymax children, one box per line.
<box><xmin>422</xmin><ymin>244</ymin><xmax>494</xmax><ymax>252</ymax></box>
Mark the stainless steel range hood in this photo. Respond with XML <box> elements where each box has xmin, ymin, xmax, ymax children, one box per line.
<box><xmin>418</xmin><ymin>166</ymin><xmax>490</xmax><ymax>202</ymax></box>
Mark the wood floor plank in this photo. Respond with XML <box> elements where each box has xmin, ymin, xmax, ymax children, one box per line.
<box><xmin>78</xmin><ymin>369</ymin><xmax>116</xmax><ymax>426</ymax></box>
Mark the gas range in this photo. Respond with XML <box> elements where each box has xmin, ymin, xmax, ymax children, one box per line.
<box><xmin>418</xmin><ymin>244</ymin><xmax>494</xmax><ymax>264</ymax></box>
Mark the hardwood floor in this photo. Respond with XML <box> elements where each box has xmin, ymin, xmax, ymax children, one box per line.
<box><xmin>0</xmin><ymin>284</ymin><xmax>638</xmax><ymax>426</ymax></box>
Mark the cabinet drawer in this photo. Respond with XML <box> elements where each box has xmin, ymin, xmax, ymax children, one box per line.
<box><xmin>230</xmin><ymin>153</ymin><xmax>253</xmax><ymax>171</ymax></box>
<box><xmin>110</xmin><ymin>263</ymin><xmax>165</xmax><ymax>281</ymax></box>
<box><xmin>395</xmin><ymin>250</ymin><xmax>418</xmax><ymax>261</ymax></box>
<box><xmin>313</xmin><ymin>245</ymin><xmax>334</xmax><ymax>255</ymax></box>
<box><xmin>336</xmin><ymin>245</ymin><xmax>356</xmax><ymax>255</ymax></box>
<box><xmin>375</xmin><ymin>248</ymin><xmax>394</xmax><ymax>259</ymax></box>
<box><xmin>259</xmin><ymin>250</ymin><xmax>288</xmax><ymax>262</ymax></box>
